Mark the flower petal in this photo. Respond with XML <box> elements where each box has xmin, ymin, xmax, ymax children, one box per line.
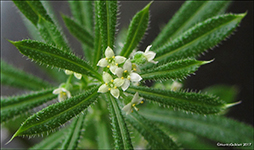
<box><xmin>109</xmin><ymin>65</ymin><xmax>118</xmax><ymax>74</ymax></box>
<box><xmin>115</xmin><ymin>56</ymin><xmax>126</xmax><ymax>64</ymax></box>
<box><xmin>105</xmin><ymin>46</ymin><xmax>115</xmax><ymax>58</ymax></box>
<box><xmin>131</xmin><ymin>92</ymin><xmax>142</xmax><ymax>104</ymax></box>
<box><xmin>65</xmin><ymin>70</ymin><xmax>73</xmax><ymax>75</ymax></box>
<box><xmin>98</xmin><ymin>84</ymin><xmax>109</xmax><ymax>93</ymax></box>
<box><xmin>144</xmin><ymin>51</ymin><xmax>156</xmax><ymax>61</ymax></box>
<box><xmin>121</xmin><ymin>79</ymin><xmax>130</xmax><ymax>91</ymax></box>
<box><xmin>122</xmin><ymin>103</ymin><xmax>132</xmax><ymax>115</ymax></box>
<box><xmin>123</xmin><ymin>59</ymin><xmax>132</xmax><ymax>72</ymax></box>
<box><xmin>130</xmin><ymin>72</ymin><xmax>142</xmax><ymax>82</ymax></box>
<box><xmin>74</xmin><ymin>73</ymin><xmax>82</xmax><ymax>80</ymax></box>
<box><xmin>97</xmin><ymin>58</ymin><xmax>108</xmax><ymax>67</ymax></box>
<box><xmin>65</xmin><ymin>90</ymin><xmax>72</xmax><ymax>98</ymax></box>
<box><xmin>144</xmin><ymin>45</ymin><xmax>152</xmax><ymax>53</ymax></box>
<box><xmin>115</xmin><ymin>67</ymin><xmax>124</xmax><ymax>78</ymax></box>
<box><xmin>114</xmin><ymin>78</ymin><xmax>125</xmax><ymax>87</ymax></box>
<box><xmin>53</xmin><ymin>88</ymin><xmax>62</xmax><ymax>94</ymax></box>
<box><xmin>110</xmin><ymin>88</ymin><xmax>119</xmax><ymax>99</ymax></box>
<box><xmin>103</xmin><ymin>72</ymin><xmax>113</xmax><ymax>83</ymax></box>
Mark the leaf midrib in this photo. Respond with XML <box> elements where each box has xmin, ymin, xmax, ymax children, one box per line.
<box><xmin>17</xmin><ymin>91</ymin><xmax>97</xmax><ymax>135</ymax></box>
<box><xmin>155</xmin><ymin>15</ymin><xmax>241</xmax><ymax>61</ymax></box>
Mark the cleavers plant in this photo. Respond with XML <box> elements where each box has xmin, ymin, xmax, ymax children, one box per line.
<box><xmin>1</xmin><ymin>1</ymin><xmax>253</xmax><ymax>149</ymax></box>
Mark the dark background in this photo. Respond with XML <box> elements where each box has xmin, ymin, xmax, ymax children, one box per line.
<box><xmin>1</xmin><ymin>1</ymin><xmax>253</xmax><ymax>148</ymax></box>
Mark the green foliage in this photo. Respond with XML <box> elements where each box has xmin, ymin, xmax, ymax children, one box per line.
<box><xmin>9</xmin><ymin>39</ymin><xmax>102</xmax><ymax>81</ymax></box>
<box><xmin>1</xmin><ymin>60</ymin><xmax>52</xmax><ymax>90</ymax></box>
<box><xmin>140</xmin><ymin>108</ymin><xmax>254</xmax><ymax>149</ymax></box>
<box><xmin>120</xmin><ymin>2</ymin><xmax>151</xmax><ymax>58</ymax></box>
<box><xmin>1</xmin><ymin>88</ymin><xmax>56</xmax><ymax>123</ymax></box>
<box><xmin>2</xmin><ymin>1</ymin><xmax>253</xmax><ymax>149</ymax></box>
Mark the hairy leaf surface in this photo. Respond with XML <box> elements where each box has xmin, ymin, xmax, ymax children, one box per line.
<box><xmin>9</xmin><ymin>40</ymin><xmax>102</xmax><ymax>81</ymax></box>
<box><xmin>1</xmin><ymin>88</ymin><xmax>56</xmax><ymax>123</ymax></box>
<box><xmin>152</xmin><ymin>1</ymin><xmax>231</xmax><ymax>48</ymax></box>
<box><xmin>126</xmin><ymin>86</ymin><xmax>229</xmax><ymax>114</ymax></box>
<box><xmin>9</xmin><ymin>86</ymin><xmax>99</xmax><ymax>140</ymax></box>
<box><xmin>153</xmin><ymin>13</ymin><xmax>246</xmax><ymax>64</ymax></box>
<box><xmin>13</xmin><ymin>0</ymin><xmax>54</xmax><ymax>26</ymax></box>
<box><xmin>62</xmin><ymin>15</ymin><xmax>94</xmax><ymax>49</ymax></box>
<box><xmin>127</xmin><ymin>111</ymin><xmax>179</xmax><ymax>149</ymax></box>
<box><xmin>141</xmin><ymin>59</ymin><xmax>211</xmax><ymax>81</ymax></box>
<box><xmin>61</xmin><ymin>113</ymin><xmax>86</xmax><ymax>150</ymax></box>
<box><xmin>105</xmin><ymin>94</ymin><xmax>133</xmax><ymax>149</ymax></box>
<box><xmin>120</xmin><ymin>2</ymin><xmax>151</xmax><ymax>58</ymax></box>
<box><xmin>140</xmin><ymin>108</ymin><xmax>254</xmax><ymax>149</ymax></box>
<box><xmin>96</xmin><ymin>1</ymin><xmax>118</xmax><ymax>50</ymax></box>
<box><xmin>1</xmin><ymin>61</ymin><xmax>52</xmax><ymax>90</ymax></box>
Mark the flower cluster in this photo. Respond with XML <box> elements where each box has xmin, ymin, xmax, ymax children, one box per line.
<box><xmin>97</xmin><ymin>46</ymin><xmax>157</xmax><ymax>114</ymax></box>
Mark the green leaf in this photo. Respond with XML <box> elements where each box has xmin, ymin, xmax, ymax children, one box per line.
<box><xmin>126</xmin><ymin>111</ymin><xmax>179</xmax><ymax>149</ymax></box>
<box><xmin>105</xmin><ymin>94</ymin><xmax>133</xmax><ymax>149</ymax></box>
<box><xmin>126</xmin><ymin>86</ymin><xmax>233</xmax><ymax>114</ymax></box>
<box><xmin>8</xmin><ymin>86</ymin><xmax>99</xmax><ymax>141</ymax></box>
<box><xmin>61</xmin><ymin>113</ymin><xmax>86</xmax><ymax>150</ymax></box>
<box><xmin>140</xmin><ymin>108</ymin><xmax>254</xmax><ymax>149</ymax></box>
<box><xmin>68</xmin><ymin>0</ymin><xmax>94</xmax><ymax>33</ymax></box>
<box><xmin>202</xmin><ymin>84</ymin><xmax>238</xmax><ymax>103</ymax></box>
<box><xmin>153</xmin><ymin>13</ymin><xmax>246</xmax><ymax>63</ymax></box>
<box><xmin>141</xmin><ymin>59</ymin><xmax>212</xmax><ymax>81</ymax></box>
<box><xmin>120</xmin><ymin>2</ymin><xmax>151</xmax><ymax>58</ymax></box>
<box><xmin>152</xmin><ymin>1</ymin><xmax>231</xmax><ymax>48</ymax></box>
<box><xmin>29</xmin><ymin>127</ymin><xmax>68</xmax><ymax>150</ymax></box>
<box><xmin>1</xmin><ymin>88</ymin><xmax>56</xmax><ymax>123</ymax></box>
<box><xmin>62</xmin><ymin>14</ymin><xmax>94</xmax><ymax>49</ymax></box>
<box><xmin>9</xmin><ymin>39</ymin><xmax>102</xmax><ymax>81</ymax></box>
<box><xmin>96</xmin><ymin>118</ymin><xmax>112</xmax><ymax>149</ymax></box>
<box><xmin>37</xmin><ymin>17</ymin><xmax>70</xmax><ymax>52</ymax></box>
<box><xmin>96</xmin><ymin>1</ymin><xmax>118</xmax><ymax>50</ymax></box>
<box><xmin>1</xmin><ymin>60</ymin><xmax>52</xmax><ymax>90</ymax></box>
<box><xmin>13</xmin><ymin>0</ymin><xmax>54</xmax><ymax>26</ymax></box>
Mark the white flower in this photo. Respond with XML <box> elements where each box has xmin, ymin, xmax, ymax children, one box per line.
<box><xmin>98</xmin><ymin>72</ymin><xmax>124</xmax><ymax>99</ymax></box>
<box><xmin>53</xmin><ymin>87</ymin><xmax>71</xmax><ymax>102</ymax></box>
<box><xmin>115</xmin><ymin>59</ymin><xmax>142</xmax><ymax>91</ymax></box>
<box><xmin>122</xmin><ymin>92</ymin><xmax>143</xmax><ymax>115</ymax></box>
<box><xmin>143</xmin><ymin>45</ymin><xmax>158</xmax><ymax>64</ymax></box>
<box><xmin>97</xmin><ymin>46</ymin><xmax>126</xmax><ymax>74</ymax></box>
<box><xmin>65</xmin><ymin>70</ymin><xmax>82</xmax><ymax>80</ymax></box>
<box><xmin>170</xmin><ymin>81</ymin><xmax>182</xmax><ymax>91</ymax></box>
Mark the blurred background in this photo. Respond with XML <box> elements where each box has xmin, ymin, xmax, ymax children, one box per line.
<box><xmin>1</xmin><ymin>1</ymin><xmax>253</xmax><ymax>149</ymax></box>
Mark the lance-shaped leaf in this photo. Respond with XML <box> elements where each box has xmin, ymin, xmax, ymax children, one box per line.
<box><xmin>68</xmin><ymin>0</ymin><xmax>94</xmax><ymax>33</ymax></box>
<box><xmin>152</xmin><ymin>13</ymin><xmax>246</xmax><ymax>63</ymax></box>
<box><xmin>37</xmin><ymin>17</ymin><xmax>70</xmax><ymax>52</ymax></box>
<box><xmin>152</xmin><ymin>1</ymin><xmax>231</xmax><ymax>49</ymax></box>
<box><xmin>120</xmin><ymin>2</ymin><xmax>151</xmax><ymax>58</ymax></box>
<box><xmin>141</xmin><ymin>59</ymin><xmax>212</xmax><ymax>81</ymax></box>
<box><xmin>1</xmin><ymin>88</ymin><xmax>56</xmax><ymax>123</ymax></box>
<box><xmin>29</xmin><ymin>127</ymin><xmax>68</xmax><ymax>150</ymax></box>
<box><xmin>1</xmin><ymin>60</ymin><xmax>52</xmax><ymax>90</ymax></box>
<box><xmin>126</xmin><ymin>111</ymin><xmax>179</xmax><ymax>149</ymax></box>
<box><xmin>9</xmin><ymin>40</ymin><xmax>102</xmax><ymax>81</ymax></box>
<box><xmin>140</xmin><ymin>108</ymin><xmax>254</xmax><ymax>149</ymax></box>
<box><xmin>13</xmin><ymin>0</ymin><xmax>54</xmax><ymax>26</ymax></box>
<box><xmin>126</xmin><ymin>86</ymin><xmax>236</xmax><ymax>114</ymax></box>
<box><xmin>8</xmin><ymin>86</ymin><xmax>99</xmax><ymax>141</ymax></box>
<box><xmin>60</xmin><ymin>113</ymin><xmax>86</xmax><ymax>150</ymax></box>
<box><xmin>96</xmin><ymin>0</ymin><xmax>118</xmax><ymax>50</ymax></box>
<box><xmin>62</xmin><ymin>14</ymin><xmax>94</xmax><ymax>49</ymax></box>
<box><xmin>105</xmin><ymin>94</ymin><xmax>133</xmax><ymax>149</ymax></box>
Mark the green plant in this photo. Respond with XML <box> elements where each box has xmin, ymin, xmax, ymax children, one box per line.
<box><xmin>1</xmin><ymin>1</ymin><xmax>253</xmax><ymax>149</ymax></box>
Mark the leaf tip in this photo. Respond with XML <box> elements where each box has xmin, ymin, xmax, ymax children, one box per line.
<box><xmin>202</xmin><ymin>59</ymin><xmax>215</xmax><ymax>65</ymax></box>
<box><xmin>225</xmin><ymin>101</ymin><xmax>241</xmax><ymax>108</ymax></box>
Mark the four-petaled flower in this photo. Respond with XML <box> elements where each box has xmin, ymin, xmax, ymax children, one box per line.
<box><xmin>122</xmin><ymin>92</ymin><xmax>143</xmax><ymax>115</ymax></box>
<box><xmin>142</xmin><ymin>45</ymin><xmax>158</xmax><ymax>64</ymax></box>
<box><xmin>97</xmin><ymin>46</ymin><xmax>126</xmax><ymax>74</ymax></box>
<box><xmin>65</xmin><ymin>69</ymin><xmax>82</xmax><ymax>80</ymax></box>
<box><xmin>115</xmin><ymin>59</ymin><xmax>142</xmax><ymax>91</ymax></box>
<box><xmin>98</xmin><ymin>72</ymin><xmax>124</xmax><ymax>99</ymax></box>
<box><xmin>53</xmin><ymin>87</ymin><xmax>71</xmax><ymax>102</ymax></box>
